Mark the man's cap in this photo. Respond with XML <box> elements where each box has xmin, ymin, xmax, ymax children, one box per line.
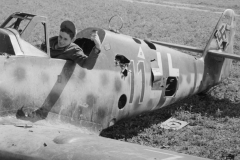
<box><xmin>60</xmin><ymin>20</ymin><xmax>77</xmax><ymax>37</ymax></box>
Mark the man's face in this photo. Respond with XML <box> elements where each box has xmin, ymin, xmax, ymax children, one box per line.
<box><xmin>58</xmin><ymin>31</ymin><xmax>72</xmax><ymax>48</ymax></box>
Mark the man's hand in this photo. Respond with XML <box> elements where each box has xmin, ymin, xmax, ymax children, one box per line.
<box><xmin>90</xmin><ymin>30</ymin><xmax>101</xmax><ymax>50</ymax></box>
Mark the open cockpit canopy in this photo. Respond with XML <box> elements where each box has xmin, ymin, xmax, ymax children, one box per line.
<box><xmin>0</xmin><ymin>12</ymin><xmax>49</xmax><ymax>57</ymax></box>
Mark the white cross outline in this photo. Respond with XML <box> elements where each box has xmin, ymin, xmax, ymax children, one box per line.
<box><xmin>167</xmin><ymin>53</ymin><xmax>179</xmax><ymax>77</ymax></box>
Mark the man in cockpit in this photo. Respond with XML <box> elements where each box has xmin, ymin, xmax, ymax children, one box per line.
<box><xmin>45</xmin><ymin>20</ymin><xmax>101</xmax><ymax>69</ymax></box>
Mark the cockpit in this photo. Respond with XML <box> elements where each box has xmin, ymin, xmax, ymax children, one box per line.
<box><xmin>0</xmin><ymin>12</ymin><xmax>49</xmax><ymax>57</ymax></box>
<box><xmin>0</xmin><ymin>28</ymin><xmax>48</xmax><ymax>57</ymax></box>
<box><xmin>0</xmin><ymin>12</ymin><xmax>105</xmax><ymax>58</ymax></box>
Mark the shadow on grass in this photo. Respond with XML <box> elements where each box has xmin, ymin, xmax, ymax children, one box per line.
<box><xmin>100</xmin><ymin>107</ymin><xmax>172</xmax><ymax>140</ymax></box>
<box><xmin>100</xmin><ymin>93</ymin><xmax>240</xmax><ymax>140</ymax></box>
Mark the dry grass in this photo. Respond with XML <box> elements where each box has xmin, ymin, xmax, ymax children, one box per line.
<box><xmin>1</xmin><ymin>0</ymin><xmax>240</xmax><ymax>159</ymax></box>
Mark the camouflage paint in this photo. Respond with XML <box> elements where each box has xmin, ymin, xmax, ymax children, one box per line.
<box><xmin>0</xmin><ymin>10</ymin><xmax>237</xmax><ymax>160</ymax></box>
<box><xmin>0</xmin><ymin>10</ymin><xmax>237</xmax><ymax>133</ymax></box>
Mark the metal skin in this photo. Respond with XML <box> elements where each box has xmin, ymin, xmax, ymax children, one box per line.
<box><xmin>0</xmin><ymin>10</ymin><xmax>237</xmax><ymax>159</ymax></box>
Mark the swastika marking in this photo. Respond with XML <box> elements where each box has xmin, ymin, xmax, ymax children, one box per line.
<box><xmin>215</xmin><ymin>24</ymin><xmax>227</xmax><ymax>48</ymax></box>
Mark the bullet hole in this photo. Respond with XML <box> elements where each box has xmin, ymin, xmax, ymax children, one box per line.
<box><xmin>115</xmin><ymin>54</ymin><xmax>130</xmax><ymax>78</ymax></box>
<box><xmin>43</xmin><ymin>143</ymin><xmax>47</xmax><ymax>147</ymax></box>
<box><xmin>118</xmin><ymin>94</ymin><xmax>127</xmax><ymax>109</ymax></box>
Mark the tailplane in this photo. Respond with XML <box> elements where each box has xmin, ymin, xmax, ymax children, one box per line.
<box><xmin>199</xmin><ymin>9</ymin><xmax>237</xmax><ymax>92</ymax></box>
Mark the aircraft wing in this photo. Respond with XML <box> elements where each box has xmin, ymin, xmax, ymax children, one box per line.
<box><xmin>0</xmin><ymin>117</ymin><xmax>209</xmax><ymax>160</ymax></box>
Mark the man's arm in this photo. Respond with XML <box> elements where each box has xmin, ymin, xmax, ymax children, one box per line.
<box><xmin>71</xmin><ymin>46</ymin><xmax>100</xmax><ymax>69</ymax></box>
<box><xmin>71</xmin><ymin>32</ymin><xmax>102</xmax><ymax>69</ymax></box>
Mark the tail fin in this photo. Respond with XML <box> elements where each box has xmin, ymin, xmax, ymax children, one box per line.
<box><xmin>199</xmin><ymin>9</ymin><xmax>237</xmax><ymax>92</ymax></box>
<box><xmin>203</xmin><ymin>9</ymin><xmax>236</xmax><ymax>58</ymax></box>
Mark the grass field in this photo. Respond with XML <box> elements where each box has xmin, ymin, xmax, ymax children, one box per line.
<box><xmin>1</xmin><ymin>0</ymin><xmax>240</xmax><ymax>159</ymax></box>
<box><xmin>138</xmin><ymin>0</ymin><xmax>240</xmax><ymax>15</ymax></box>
